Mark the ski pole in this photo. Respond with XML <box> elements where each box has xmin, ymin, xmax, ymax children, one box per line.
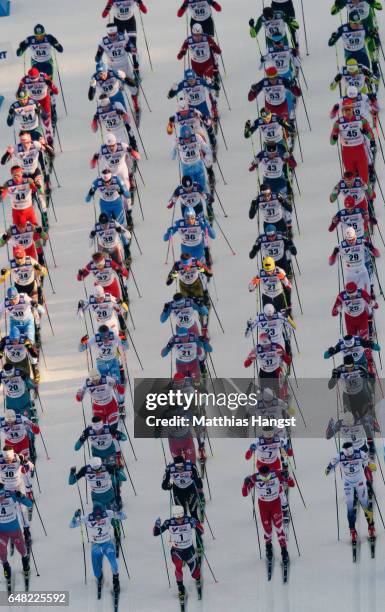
<box><xmin>250</xmin><ymin>489</ymin><xmax>262</xmax><ymax>559</ymax></box>
<box><xmin>54</xmin><ymin>51</ymin><xmax>68</xmax><ymax>115</ymax></box>
<box><xmin>158</xmin><ymin>525</ymin><xmax>171</xmax><ymax>588</ymax></box>
<box><xmin>333</xmin><ymin>460</ymin><xmax>340</xmax><ymax>541</ymax></box>
<box><xmin>193</xmin><ymin>484</ymin><xmax>215</xmax><ymax>540</ymax></box>
<box><xmin>301</xmin><ymin>94</ymin><xmax>311</xmax><ymax>131</ymax></box>
<box><xmin>214</xmin><ymin>25</ymin><xmax>227</xmax><ymax>75</ymax></box>
<box><xmin>139</xmin><ymin>12</ymin><xmax>153</xmax><ymax>71</ymax></box>
<box><xmin>292</xmin><ymin>271</ymin><xmax>303</xmax><ymax>314</ymax></box>
<box><xmin>299</xmin><ymin>65</ymin><xmax>308</xmax><ymax>90</ymax></box>
<box><xmin>216</xmin><ymin>116</ymin><xmax>228</xmax><ymax>150</ymax></box>
<box><xmin>294</xmin><ymin>117</ymin><xmax>304</xmax><ymax>163</ymax></box>
<box><xmin>213</xmin><ymin>186</ymin><xmax>228</xmax><ymax>217</ymax></box>
<box><xmin>30</xmin><ymin>545</ymin><xmax>40</xmax><ymax>577</ymax></box>
<box><xmin>47</xmin><ymin>235</ymin><xmax>57</xmax><ymax>267</ymax></box>
<box><xmin>79</xmin><ymin>521</ymin><xmax>87</xmax><ymax>584</ymax></box>
<box><xmin>129</xmin><ymin>265</ymin><xmax>142</xmax><ymax>298</ymax></box>
<box><xmin>218</xmin><ymin>71</ymin><xmax>231</xmax><ymax>111</ymax></box>
<box><xmin>370</xmin><ymin>484</ymin><xmax>385</xmax><ymax>529</ymax></box>
<box><xmin>50</xmin><ymin>161</ymin><xmax>61</xmax><ymax>188</ymax></box>
<box><xmin>287</xmin><ymin>500</ymin><xmax>301</xmax><ymax>556</ymax></box>
<box><xmin>300</xmin><ymin>0</ymin><xmax>309</xmax><ymax>56</ymax></box>
<box><xmin>124</xmin><ymin>324</ymin><xmax>143</xmax><ymax>370</ymax></box>
<box><xmin>215</xmin><ymin>157</ymin><xmax>227</xmax><ymax>185</ymax></box>
<box><xmin>207</xmin><ymin>290</ymin><xmax>225</xmax><ymax>333</ymax></box>
<box><xmin>131</xmin><ymin>227</ymin><xmax>143</xmax><ymax>255</ymax></box>
<box><xmin>32</xmin><ymin>495</ymin><xmax>48</xmax><ymax>536</ymax></box>
<box><xmin>214</xmin><ymin>216</ymin><xmax>235</xmax><ymax>255</ymax></box>
<box><xmin>201</xmin><ymin>549</ymin><xmax>218</xmax><ymax>583</ymax></box>
<box><xmin>286</xmin><ymin>377</ymin><xmax>307</xmax><ymax>428</ymax></box>
<box><xmin>124</xmin><ymin>92</ymin><xmax>149</xmax><ymax>159</ymax></box>
<box><xmin>42</xmin><ymin>297</ymin><xmax>54</xmax><ymax>335</ymax></box>
<box><xmin>118</xmin><ymin>426</ymin><xmax>137</xmax><ymax>464</ymax></box>
<box><xmin>38</xmin><ymin>430</ymin><xmax>50</xmax><ymax>460</ymax></box>
<box><xmin>117</xmin><ymin>536</ymin><xmax>131</xmax><ymax>578</ymax></box>
<box><xmin>160</xmin><ymin>438</ymin><xmax>168</xmax><ymax>466</ymax></box>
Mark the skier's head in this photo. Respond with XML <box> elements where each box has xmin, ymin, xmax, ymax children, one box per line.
<box><xmin>6</xmin><ymin>286</ymin><xmax>19</xmax><ymax>305</ymax></box>
<box><xmin>91</xmin><ymin>416</ymin><xmax>104</xmax><ymax>432</ymax></box>
<box><xmin>348</xmin><ymin>9</ymin><xmax>361</xmax><ymax>27</ymax></box>
<box><xmin>266</xmin><ymin>141</ymin><xmax>277</xmax><ymax>158</ymax></box>
<box><xmin>4</xmin><ymin>410</ymin><xmax>16</xmax><ymax>424</ymax></box>
<box><xmin>344</xmin><ymin>226</ymin><xmax>356</xmax><ymax>245</ymax></box>
<box><xmin>9</xmin><ymin>327</ymin><xmax>20</xmax><ymax>344</ymax></box>
<box><xmin>98</xmin><ymin>93</ymin><xmax>110</xmax><ymax>109</ymax></box>
<box><xmin>94</xmin><ymin>285</ymin><xmax>105</xmax><ymax>303</ymax></box>
<box><xmin>33</xmin><ymin>23</ymin><xmax>45</xmax><ymax>39</ymax></box>
<box><xmin>17</xmin><ymin>89</ymin><xmax>29</xmax><ymax>106</ymax></box>
<box><xmin>3</xmin><ymin>364</ymin><xmax>15</xmax><ymax>379</ymax></box>
<box><xmin>262</xmin><ymin>256</ymin><xmax>275</xmax><ymax>274</ymax></box>
<box><xmin>106</xmin><ymin>23</ymin><xmax>118</xmax><ymax>39</ymax></box>
<box><xmin>2</xmin><ymin>446</ymin><xmax>15</xmax><ymax>463</ymax></box>
<box><xmin>345</xmin><ymin>281</ymin><xmax>358</xmax><ymax>296</ymax></box>
<box><xmin>172</xmin><ymin>505</ymin><xmax>185</xmax><ymax>522</ymax></box>
<box><xmin>88</xmin><ymin>368</ymin><xmax>100</xmax><ymax>384</ymax></box>
<box><xmin>262</xmin><ymin>387</ymin><xmax>275</xmax><ymax>404</ymax></box>
<box><xmin>184</xmin><ymin>206</ymin><xmax>196</xmax><ymax>226</ymax></box>
<box><xmin>98</xmin><ymin>324</ymin><xmax>110</xmax><ymax>341</ymax></box>
<box><xmin>343</xmin><ymin>411</ymin><xmax>355</xmax><ymax>427</ymax></box>
<box><xmin>19</xmin><ymin>131</ymin><xmax>32</xmax><ymax>151</ymax></box>
<box><xmin>343</xmin><ymin>334</ymin><xmax>355</xmax><ymax>348</ymax></box>
<box><xmin>344</xmin><ymin>195</ymin><xmax>356</xmax><ymax>210</ymax></box>
<box><xmin>262</xmin><ymin>425</ymin><xmax>275</xmax><ymax>439</ymax></box>
<box><xmin>263</xmin><ymin>303</ymin><xmax>276</xmax><ymax>319</ymax></box>
<box><xmin>98</xmin><ymin>212</ymin><xmax>109</xmax><ymax>227</ymax></box>
<box><xmin>177</xmin><ymin>327</ymin><xmax>189</xmax><ymax>342</ymax></box>
<box><xmin>181</xmin><ymin>252</ymin><xmax>193</xmax><ymax>267</ymax></box>
<box><xmin>343</xmin><ymin>354</ymin><xmax>355</xmax><ymax>371</ymax></box>
<box><xmin>346</xmin><ymin>85</ymin><xmax>358</xmax><ymax>101</ymax></box>
<box><xmin>341</xmin><ymin>97</ymin><xmax>355</xmax><ymax>118</ymax></box>
<box><xmin>265</xmin><ymin>224</ymin><xmax>277</xmax><ymax>240</ymax></box>
<box><xmin>177</xmin><ymin>91</ymin><xmax>188</xmax><ymax>111</ymax></box>
<box><xmin>89</xmin><ymin>456</ymin><xmax>103</xmax><ymax>471</ymax></box>
<box><xmin>92</xmin><ymin>505</ymin><xmax>104</xmax><ymax>521</ymax></box>
<box><xmin>28</xmin><ymin>67</ymin><xmax>40</xmax><ymax>81</ymax></box>
<box><xmin>92</xmin><ymin>252</ymin><xmax>105</xmax><ymax>269</ymax></box>
<box><xmin>106</xmin><ymin>133</ymin><xmax>117</xmax><ymax>151</ymax></box>
<box><xmin>263</xmin><ymin>7</ymin><xmax>274</xmax><ymax>20</ymax></box>
<box><xmin>259</xmin><ymin>332</ymin><xmax>272</xmax><ymax>350</ymax></box>
<box><xmin>191</xmin><ymin>23</ymin><xmax>203</xmax><ymax>40</ymax></box>
<box><xmin>10</xmin><ymin>165</ymin><xmax>23</xmax><ymax>183</ymax></box>
<box><xmin>260</xmin><ymin>184</ymin><xmax>272</xmax><ymax>200</ymax></box>
<box><xmin>173</xmin><ymin>455</ymin><xmax>185</xmax><ymax>470</ymax></box>
<box><xmin>184</xmin><ymin>68</ymin><xmax>197</xmax><ymax>86</ymax></box>
<box><xmin>181</xmin><ymin>175</ymin><xmax>193</xmax><ymax>191</ymax></box>
<box><xmin>173</xmin><ymin>292</ymin><xmax>185</xmax><ymax>308</ymax></box>
<box><xmin>101</xmin><ymin>167</ymin><xmax>112</xmax><ymax>183</ymax></box>
<box><xmin>179</xmin><ymin>125</ymin><xmax>192</xmax><ymax>142</ymax></box>
<box><xmin>343</xmin><ymin>170</ymin><xmax>355</xmax><ymax>185</ymax></box>
<box><xmin>96</xmin><ymin>62</ymin><xmax>108</xmax><ymax>78</ymax></box>
<box><xmin>259</xmin><ymin>464</ymin><xmax>272</xmax><ymax>481</ymax></box>
<box><xmin>265</xmin><ymin>65</ymin><xmax>278</xmax><ymax>83</ymax></box>
<box><xmin>342</xmin><ymin>441</ymin><xmax>354</xmax><ymax>457</ymax></box>
<box><xmin>346</xmin><ymin>58</ymin><xmax>359</xmax><ymax>75</ymax></box>
<box><xmin>260</xmin><ymin>107</ymin><xmax>273</xmax><ymax>124</ymax></box>
<box><xmin>14</xmin><ymin>245</ymin><xmax>26</xmax><ymax>263</ymax></box>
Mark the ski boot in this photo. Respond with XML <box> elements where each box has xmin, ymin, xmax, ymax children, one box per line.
<box><xmin>204</xmin><ymin>246</ymin><xmax>212</xmax><ymax>267</ymax></box>
<box><xmin>368</xmin><ymin>523</ymin><xmax>376</xmax><ymax>538</ymax></box>
<box><xmin>97</xmin><ymin>574</ymin><xmax>103</xmax><ymax>599</ymax></box>
<box><xmin>118</xmin><ymin>401</ymin><xmax>126</xmax><ymax>419</ymax></box>
<box><xmin>198</xmin><ymin>442</ymin><xmax>206</xmax><ymax>463</ymax></box>
<box><xmin>23</xmin><ymin>527</ymin><xmax>31</xmax><ymax>552</ymax></box>
<box><xmin>266</xmin><ymin>542</ymin><xmax>273</xmax><ymax>561</ymax></box>
<box><xmin>350</xmin><ymin>527</ymin><xmax>358</xmax><ymax>542</ymax></box>
<box><xmin>177</xmin><ymin>581</ymin><xmax>185</xmax><ymax>605</ymax></box>
<box><xmin>196</xmin><ymin>577</ymin><xmax>202</xmax><ymax>599</ymax></box>
<box><xmin>22</xmin><ymin>555</ymin><xmax>30</xmax><ymax>579</ymax></box>
<box><xmin>112</xmin><ymin>573</ymin><xmax>120</xmax><ymax>593</ymax></box>
<box><xmin>126</xmin><ymin>210</ymin><xmax>134</xmax><ymax>230</ymax></box>
<box><xmin>31</xmin><ymin>363</ymin><xmax>40</xmax><ymax>385</ymax></box>
<box><xmin>3</xmin><ymin>562</ymin><xmax>11</xmax><ymax>580</ymax></box>
<box><xmin>201</xmin><ymin>326</ymin><xmax>209</xmax><ymax>341</ymax></box>
<box><xmin>281</xmin><ymin>546</ymin><xmax>289</xmax><ymax>563</ymax></box>
<box><xmin>282</xmin><ymin>504</ymin><xmax>290</xmax><ymax>526</ymax></box>
<box><xmin>207</xmin><ymin>167</ymin><xmax>216</xmax><ymax>193</ymax></box>
<box><xmin>249</xmin><ymin>198</ymin><xmax>257</xmax><ymax>219</ymax></box>
<box><xmin>132</xmin><ymin>95</ymin><xmax>141</xmax><ymax>124</ymax></box>
<box><xmin>123</xmin><ymin>244</ymin><xmax>132</xmax><ymax>267</ymax></box>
